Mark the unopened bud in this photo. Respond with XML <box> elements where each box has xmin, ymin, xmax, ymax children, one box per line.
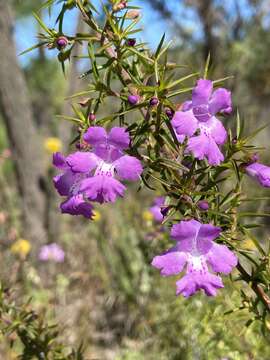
<box><xmin>79</xmin><ymin>98</ymin><xmax>91</xmax><ymax>107</ymax></box>
<box><xmin>149</xmin><ymin>97</ymin><xmax>159</xmax><ymax>106</ymax></box>
<box><xmin>126</xmin><ymin>38</ymin><xmax>136</xmax><ymax>47</ymax></box>
<box><xmin>165</xmin><ymin>108</ymin><xmax>174</xmax><ymax>119</ymax></box>
<box><xmin>250</xmin><ymin>153</ymin><xmax>259</xmax><ymax>163</ymax></box>
<box><xmin>128</xmin><ymin>95</ymin><xmax>140</xmax><ymax>105</ymax></box>
<box><xmin>126</xmin><ymin>10</ymin><xmax>140</xmax><ymax>19</ymax></box>
<box><xmin>198</xmin><ymin>200</ymin><xmax>209</xmax><ymax>211</ymax></box>
<box><xmin>56</xmin><ymin>36</ymin><xmax>68</xmax><ymax>49</ymax></box>
<box><xmin>160</xmin><ymin>206</ymin><xmax>169</xmax><ymax>217</ymax></box>
<box><xmin>113</xmin><ymin>1</ymin><xmax>127</xmax><ymax>11</ymax></box>
<box><xmin>89</xmin><ymin>113</ymin><xmax>96</xmax><ymax>121</ymax></box>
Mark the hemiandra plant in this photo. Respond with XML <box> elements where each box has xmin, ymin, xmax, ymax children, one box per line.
<box><xmin>26</xmin><ymin>0</ymin><xmax>270</xmax><ymax>329</ymax></box>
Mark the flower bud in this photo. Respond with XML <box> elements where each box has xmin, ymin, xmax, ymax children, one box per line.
<box><xmin>149</xmin><ymin>97</ymin><xmax>159</xmax><ymax>106</ymax></box>
<box><xmin>165</xmin><ymin>108</ymin><xmax>174</xmax><ymax>119</ymax></box>
<box><xmin>126</xmin><ymin>10</ymin><xmax>140</xmax><ymax>19</ymax></box>
<box><xmin>113</xmin><ymin>1</ymin><xmax>127</xmax><ymax>11</ymax></box>
<box><xmin>160</xmin><ymin>206</ymin><xmax>169</xmax><ymax>217</ymax></box>
<box><xmin>198</xmin><ymin>200</ymin><xmax>209</xmax><ymax>211</ymax></box>
<box><xmin>56</xmin><ymin>36</ymin><xmax>68</xmax><ymax>49</ymax></box>
<box><xmin>128</xmin><ymin>95</ymin><xmax>140</xmax><ymax>105</ymax></box>
<box><xmin>250</xmin><ymin>153</ymin><xmax>259</xmax><ymax>163</ymax></box>
<box><xmin>126</xmin><ymin>38</ymin><xmax>136</xmax><ymax>47</ymax></box>
<box><xmin>89</xmin><ymin>113</ymin><xmax>96</xmax><ymax>121</ymax></box>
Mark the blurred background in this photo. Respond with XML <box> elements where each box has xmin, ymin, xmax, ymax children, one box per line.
<box><xmin>0</xmin><ymin>0</ymin><xmax>270</xmax><ymax>359</ymax></box>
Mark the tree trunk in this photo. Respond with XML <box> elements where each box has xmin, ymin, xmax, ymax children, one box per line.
<box><xmin>0</xmin><ymin>1</ymin><xmax>47</xmax><ymax>250</ymax></box>
<box><xmin>197</xmin><ymin>0</ymin><xmax>216</xmax><ymax>64</ymax></box>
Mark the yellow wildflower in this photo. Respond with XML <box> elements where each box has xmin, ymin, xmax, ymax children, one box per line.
<box><xmin>11</xmin><ymin>239</ymin><xmax>31</xmax><ymax>257</ymax></box>
<box><xmin>92</xmin><ymin>210</ymin><xmax>101</xmax><ymax>222</ymax></box>
<box><xmin>44</xmin><ymin>137</ymin><xmax>62</xmax><ymax>153</ymax></box>
<box><xmin>142</xmin><ymin>210</ymin><xmax>153</xmax><ymax>222</ymax></box>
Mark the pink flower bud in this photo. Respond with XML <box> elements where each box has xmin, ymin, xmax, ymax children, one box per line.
<box><xmin>89</xmin><ymin>113</ymin><xmax>96</xmax><ymax>121</ymax></box>
<box><xmin>113</xmin><ymin>1</ymin><xmax>127</xmax><ymax>11</ymax></box>
<box><xmin>126</xmin><ymin>10</ymin><xmax>140</xmax><ymax>19</ymax></box>
<box><xmin>56</xmin><ymin>36</ymin><xmax>68</xmax><ymax>49</ymax></box>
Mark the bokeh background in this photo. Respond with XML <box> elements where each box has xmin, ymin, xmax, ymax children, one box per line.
<box><xmin>1</xmin><ymin>0</ymin><xmax>270</xmax><ymax>359</ymax></box>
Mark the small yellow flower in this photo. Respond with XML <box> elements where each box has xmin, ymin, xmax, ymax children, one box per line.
<box><xmin>11</xmin><ymin>239</ymin><xmax>31</xmax><ymax>257</ymax></box>
<box><xmin>142</xmin><ymin>210</ymin><xmax>153</xmax><ymax>222</ymax></box>
<box><xmin>242</xmin><ymin>238</ymin><xmax>256</xmax><ymax>250</ymax></box>
<box><xmin>44</xmin><ymin>137</ymin><xmax>62</xmax><ymax>153</ymax></box>
<box><xmin>92</xmin><ymin>210</ymin><xmax>101</xmax><ymax>222</ymax></box>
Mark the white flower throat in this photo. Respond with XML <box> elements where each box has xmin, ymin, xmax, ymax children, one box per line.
<box><xmin>95</xmin><ymin>161</ymin><xmax>115</xmax><ymax>177</ymax></box>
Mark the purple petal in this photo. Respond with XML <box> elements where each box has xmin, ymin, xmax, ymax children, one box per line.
<box><xmin>171</xmin><ymin>219</ymin><xmax>201</xmax><ymax>252</ymax></box>
<box><xmin>198</xmin><ymin>223</ymin><xmax>221</xmax><ymax>242</ymax></box>
<box><xmin>53</xmin><ymin>152</ymin><xmax>67</xmax><ymax>170</ymax></box>
<box><xmin>50</xmin><ymin>244</ymin><xmax>65</xmax><ymax>262</ymax></box>
<box><xmin>153</xmin><ymin>196</ymin><xmax>165</xmax><ymax>207</ymax></box>
<box><xmin>193</xmin><ymin>104</ymin><xmax>212</xmax><ymax>122</ymax></box>
<box><xmin>176</xmin><ymin>274</ymin><xmax>196</xmax><ymax>297</ymax></box>
<box><xmin>192</xmin><ymin>79</ymin><xmax>213</xmax><ymax>106</ymax></box>
<box><xmin>53</xmin><ymin>171</ymin><xmax>77</xmax><ymax>196</ymax></box>
<box><xmin>83</xmin><ymin>126</ymin><xmax>107</xmax><ymax>146</ymax></box>
<box><xmin>108</xmin><ymin>127</ymin><xmax>130</xmax><ymax>150</ymax></box>
<box><xmin>187</xmin><ymin>134</ymin><xmax>224</xmax><ymax>166</ymax></box>
<box><xmin>175</xmin><ymin>133</ymin><xmax>185</xmax><ymax>143</ymax></box>
<box><xmin>114</xmin><ymin>155</ymin><xmax>143</xmax><ymax>181</ymax></box>
<box><xmin>207</xmin><ymin>243</ymin><xmax>237</xmax><ymax>274</ymax></box>
<box><xmin>181</xmin><ymin>100</ymin><xmax>192</xmax><ymax>111</ymax></box>
<box><xmin>151</xmin><ymin>249</ymin><xmax>187</xmax><ymax>276</ymax></box>
<box><xmin>171</xmin><ymin>110</ymin><xmax>198</xmax><ymax>137</ymax></box>
<box><xmin>176</xmin><ymin>273</ymin><xmax>223</xmax><ymax>297</ymax></box>
<box><xmin>196</xmin><ymin>223</ymin><xmax>221</xmax><ymax>254</ymax></box>
<box><xmin>209</xmin><ymin>88</ymin><xmax>232</xmax><ymax>115</ymax></box>
<box><xmin>66</xmin><ymin>152</ymin><xmax>98</xmax><ymax>173</ymax></box>
<box><xmin>149</xmin><ymin>205</ymin><xmax>163</xmax><ymax>222</ymax></box>
<box><xmin>205</xmin><ymin>117</ymin><xmax>227</xmax><ymax>145</ymax></box>
<box><xmin>80</xmin><ymin>175</ymin><xmax>126</xmax><ymax>203</ymax></box>
<box><xmin>246</xmin><ymin>163</ymin><xmax>270</xmax><ymax>188</ymax></box>
<box><xmin>60</xmin><ymin>195</ymin><xmax>93</xmax><ymax>219</ymax></box>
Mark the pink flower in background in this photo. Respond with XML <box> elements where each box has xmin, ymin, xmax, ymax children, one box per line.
<box><xmin>152</xmin><ymin>219</ymin><xmax>237</xmax><ymax>297</ymax></box>
<box><xmin>150</xmin><ymin>197</ymin><xmax>165</xmax><ymax>223</ymax></box>
<box><xmin>172</xmin><ymin>79</ymin><xmax>232</xmax><ymax>165</ymax></box>
<box><xmin>39</xmin><ymin>243</ymin><xmax>65</xmax><ymax>263</ymax></box>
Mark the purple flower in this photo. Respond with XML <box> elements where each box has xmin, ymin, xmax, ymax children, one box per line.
<box><xmin>53</xmin><ymin>127</ymin><xmax>143</xmax><ymax>209</ymax></box>
<box><xmin>152</xmin><ymin>219</ymin><xmax>237</xmax><ymax>297</ymax></box>
<box><xmin>171</xmin><ymin>79</ymin><xmax>232</xmax><ymax>166</ymax></box>
<box><xmin>39</xmin><ymin>243</ymin><xmax>65</xmax><ymax>263</ymax></box>
<box><xmin>150</xmin><ymin>197</ymin><xmax>165</xmax><ymax>223</ymax></box>
<box><xmin>245</xmin><ymin>162</ymin><xmax>270</xmax><ymax>188</ymax></box>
